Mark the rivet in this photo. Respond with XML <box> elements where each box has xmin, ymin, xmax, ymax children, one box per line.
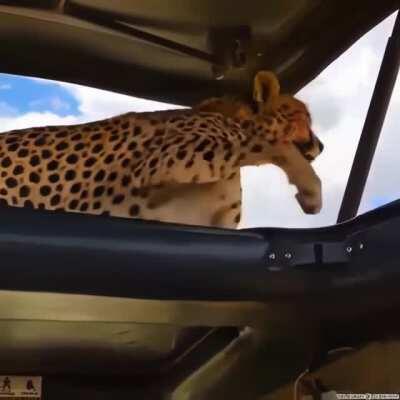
<box><xmin>359</xmin><ymin>243</ymin><xmax>364</xmax><ymax>250</ymax></box>
<box><xmin>268</xmin><ymin>253</ymin><xmax>276</xmax><ymax>260</ymax></box>
<box><xmin>211</xmin><ymin>65</ymin><xmax>225</xmax><ymax>80</ymax></box>
<box><xmin>284</xmin><ymin>252</ymin><xmax>292</xmax><ymax>259</ymax></box>
<box><xmin>346</xmin><ymin>246</ymin><xmax>352</xmax><ymax>254</ymax></box>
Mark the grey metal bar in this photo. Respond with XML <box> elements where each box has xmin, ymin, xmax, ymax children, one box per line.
<box><xmin>337</xmin><ymin>11</ymin><xmax>400</xmax><ymax>223</ymax></box>
<box><xmin>65</xmin><ymin>3</ymin><xmax>220</xmax><ymax>67</ymax></box>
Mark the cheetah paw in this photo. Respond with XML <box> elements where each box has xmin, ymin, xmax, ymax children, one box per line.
<box><xmin>295</xmin><ymin>190</ymin><xmax>322</xmax><ymax>214</ymax></box>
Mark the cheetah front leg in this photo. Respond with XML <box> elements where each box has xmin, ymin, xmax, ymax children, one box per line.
<box><xmin>272</xmin><ymin>144</ymin><xmax>322</xmax><ymax>214</ymax></box>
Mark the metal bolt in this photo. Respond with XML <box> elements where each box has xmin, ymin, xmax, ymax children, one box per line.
<box><xmin>346</xmin><ymin>246</ymin><xmax>353</xmax><ymax>254</ymax></box>
<box><xmin>211</xmin><ymin>65</ymin><xmax>225</xmax><ymax>80</ymax></box>
<box><xmin>284</xmin><ymin>252</ymin><xmax>292</xmax><ymax>259</ymax></box>
<box><xmin>268</xmin><ymin>253</ymin><xmax>276</xmax><ymax>260</ymax></box>
<box><xmin>359</xmin><ymin>242</ymin><xmax>364</xmax><ymax>250</ymax></box>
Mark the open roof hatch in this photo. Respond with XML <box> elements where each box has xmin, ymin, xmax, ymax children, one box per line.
<box><xmin>0</xmin><ymin>0</ymin><xmax>397</xmax><ymax>104</ymax></box>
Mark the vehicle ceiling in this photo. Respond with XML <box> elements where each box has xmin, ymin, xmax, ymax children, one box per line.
<box><xmin>0</xmin><ymin>0</ymin><xmax>397</xmax><ymax>105</ymax></box>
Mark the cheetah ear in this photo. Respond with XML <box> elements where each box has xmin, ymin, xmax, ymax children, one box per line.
<box><xmin>253</xmin><ymin>71</ymin><xmax>280</xmax><ymax>113</ymax></box>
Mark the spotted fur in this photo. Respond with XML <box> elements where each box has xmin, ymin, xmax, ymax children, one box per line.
<box><xmin>0</xmin><ymin>72</ymin><xmax>323</xmax><ymax>228</ymax></box>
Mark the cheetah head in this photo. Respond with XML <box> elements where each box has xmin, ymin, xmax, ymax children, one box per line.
<box><xmin>252</xmin><ymin>71</ymin><xmax>324</xmax><ymax>214</ymax></box>
<box><xmin>253</xmin><ymin>70</ymin><xmax>323</xmax><ymax>162</ymax></box>
<box><xmin>195</xmin><ymin>72</ymin><xmax>323</xmax><ymax>214</ymax></box>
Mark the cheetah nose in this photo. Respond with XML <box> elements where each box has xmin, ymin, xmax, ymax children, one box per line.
<box><xmin>318</xmin><ymin>140</ymin><xmax>324</xmax><ymax>153</ymax></box>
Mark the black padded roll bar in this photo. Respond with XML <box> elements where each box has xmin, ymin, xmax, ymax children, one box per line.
<box><xmin>337</xmin><ymin>10</ymin><xmax>400</xmax><ymax>222</ymax></box>
<box><xmin>2</xmin><ymin>200</ymin><xmax>400</xmax><ymax>308</ymax></box>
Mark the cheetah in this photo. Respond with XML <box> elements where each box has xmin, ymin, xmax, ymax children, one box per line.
<box><xmin>0</xmin><ymin>71</ymin><xmax>323</xmax><ymax>228</ymax></box>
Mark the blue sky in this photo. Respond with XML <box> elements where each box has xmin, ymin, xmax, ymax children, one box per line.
<box><xmin>0</xmin><ymin>74</ymin><xmax>79</xmax><ymax>117</ymax></box>
<box><xmin>0</xmin><ymin>12</ymin><xmax>398</xmax><ymax>228</ymax></box>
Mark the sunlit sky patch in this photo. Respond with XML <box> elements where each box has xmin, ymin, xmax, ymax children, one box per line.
<box><xmin>0</xmin><ymin>73</ymin><xmax>79</xmax><ymax>117</ymax></box>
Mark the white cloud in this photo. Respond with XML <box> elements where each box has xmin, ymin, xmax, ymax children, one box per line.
<box><xmin>43</xmin><ymin>80</ymin><xmax>181</xmax><ymax>123</ymax></box>
<box><xmin>0</xmin><ymin>79</ymin><xmax>181</xmax><ymax>130</ymax></box>
<box><xmin>0</xmin><ymin>83</ymin><xmax>11</xmax><ymax>90</ymax></box>
<box><xmin>29</xmin><ymin>96</ymin><xmax>71</xmax><ymax>113</ymax></box>
<box><xmin>27</xmin><ymin>76</ymin><xmax>181</xmax><ymax>122</ymax></box>
<box><xmin>50</xmin><ymin>96</ymin><xmax>71</xmax><ymax>112</ymax></box>
<box><xmin>0</xmin><ymin>112</ymin><xmax>78</xmax><ymax>133</ymax></box>
<box><xmin>70</xmin><ymin>84</ymin><xmax>179</xmax><ymax>121</ymax></box>
<box><xmin>0</xmin><ymin>101</ymin><xmax>18</xmax><ymax>117</ymax></box>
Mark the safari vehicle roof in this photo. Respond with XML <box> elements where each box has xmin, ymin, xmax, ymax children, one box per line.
<box><xmin>0</xmin><ymin>0</ymin><xmax>398</xmax><ymax>105</ymax></box>
<box><xmin>0</xmin><ymin>1</ymin><xmax>400</xmax><ymax>399</ymax></box>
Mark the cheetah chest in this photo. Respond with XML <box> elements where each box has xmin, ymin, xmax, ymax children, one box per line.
<box><xmin>140</xmin><ymin>175</ymin><xmax>242</xmax><ymax>228</ymax></box>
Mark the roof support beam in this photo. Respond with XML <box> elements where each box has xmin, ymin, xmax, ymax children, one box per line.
<box><xmin>337</xmin><ymin>10</ymin><xmax>400</xmax><ymax>223</ymax></box>
<box><xmin>65</xmin><ymin>3</ymin><xmax>220</xmax><ymax>66</ymax></box>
